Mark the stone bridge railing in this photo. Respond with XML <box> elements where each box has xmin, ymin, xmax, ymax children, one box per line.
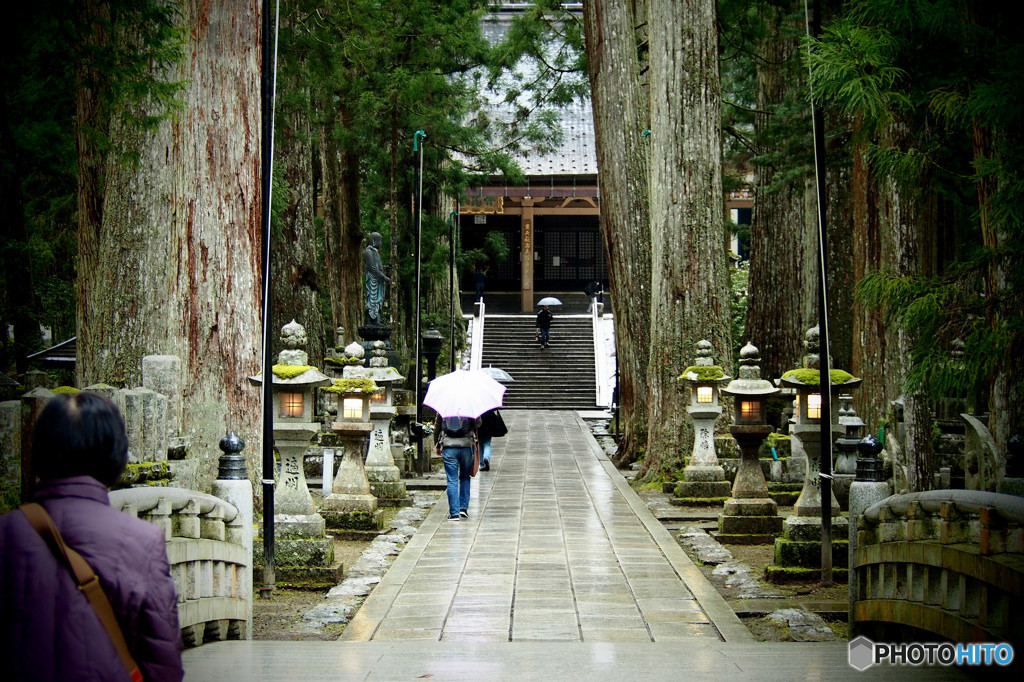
<box><xmin>109</xmin><ymin>487</ymin><xmax>251</xmax><ymax>647</ymax></box>
<box><xmin>852</xmin><ymin>490</ymin><xmax>1024</xmax><ymax>646</ymax></box>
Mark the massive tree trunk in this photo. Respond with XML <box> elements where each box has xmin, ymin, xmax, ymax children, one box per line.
<box><xmin>882</xmin><ymin>119</ymin><xmax>932</xmax><ymax>491</ymax></box>
<box><xmin>583</xmin><ymin>0</ymin><xmax>651</xmax><ymax>468</ymax></box>
<box><xmin>744</xmin><ymin>1</ymin><xmax>816</xmax><ymax>379</ymax></box>
<box><xmin>642</xmin><ymin>0</ymin><xmax>732</xmax><ymax>479</ymax></box>
<box><xmin>850</xmin><ymin>130</ymin><xmax>900</xmax><ymax>430</ymax></box>
<box><xmin>76</xmin><ymin>1</ymin><xmax>262</xmax><ymax>490</ymax></box>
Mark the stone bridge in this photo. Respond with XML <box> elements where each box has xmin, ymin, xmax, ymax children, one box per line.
<box><xmin>852</xmin><ymin>489</ymin><xmax>1024</xmax><ymax>648</ymax></box>
<box><xmin>109</xmin><ymin>487</ymin><xmax>251</xmax><ymax>647</ymax></box>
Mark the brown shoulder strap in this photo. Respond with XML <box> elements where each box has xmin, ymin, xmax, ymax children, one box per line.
<box><xmin>21</xmin><ymin>503</ymin><xmax>143</xmax><ymax>682</ymax></box>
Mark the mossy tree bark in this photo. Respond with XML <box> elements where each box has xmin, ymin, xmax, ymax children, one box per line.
<box><xmin>583</xmin><ymin>0</ymin><xmax>651</xmax><ymax>468</ymax></box>
<box><xmin>882</xmin><ymin>119</ymin><xmax>932</xmax><ymax>491</ymax></box>
<box><xmin>76</xmin><ymin>0</ymin><xmax>262</xmax><ymax>490</ymax></box>
<box><xmin>641</xmin><ymin>0</ymin><xmax>732</xmax><ymax>480</ymax></box>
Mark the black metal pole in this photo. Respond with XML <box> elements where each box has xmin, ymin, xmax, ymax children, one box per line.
<box><xmin>413</xmin><ymin>131</ymin><xmax>426</xmax><ymax>473</ymax></box>
<box><xmin>449</xmin><ymin>209</ymin><xmax>457</xmax><ymax>373</ymax></box>
<box><xmin>259</xmin><ymin>0</ymin><xmax>280</xmax><ymax>599</ymax></box>
<box><xmin>805</xmin><ymin>0</ymin><xmax>834</xmax><ymax>586</ymax></box>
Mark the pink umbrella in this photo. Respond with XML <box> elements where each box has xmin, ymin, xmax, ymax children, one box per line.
<box><xmin>423</xmin><ymin>369</ymin><xmax>506</xmax><ymax>418</ymax></box>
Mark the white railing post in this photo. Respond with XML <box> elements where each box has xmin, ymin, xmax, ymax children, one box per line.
<box><xmin>470</xmin><ymin>300</ymin><xmax>486</xmax><ymax>371</ymax></box>
<box><xmin>592</xmin><ymin>304</ymin><xmax>607</xmax><ymax>407</ymax></box>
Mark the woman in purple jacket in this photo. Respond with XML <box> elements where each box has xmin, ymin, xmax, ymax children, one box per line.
<box><xmin>0</xmin><ymin>392</ymin><xmax>184</xmax><ymax>681</ymax></box>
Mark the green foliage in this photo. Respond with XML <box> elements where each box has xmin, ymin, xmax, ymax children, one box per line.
<box><xmin>809</xmin><ymin>0</ymin><xmax>1024</xmax><ymax>415</ymax></box>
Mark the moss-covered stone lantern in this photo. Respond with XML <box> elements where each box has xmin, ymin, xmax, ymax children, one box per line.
<box><xmin>319</xmin><ymin>375</ymin><xmax>383</xmax><ymax>532</ymax></box>
<box><xmin>765</xmin><ymin>325</ymin><xmax>862</xmax><ymax>583</ymax></box>
<box><xmin>675</xmin><ymin>340</ymin><xmax>732</xmax><ymax>502</ymax></box>
<box><xmin>343</xmin><ymin>360</ymin><xmax>408</xmax><ymax>506</ymax></box>
<box><xmin>715</xmin><ymin>341</ymin><xmax>782</xmax><ymax>544</ymax></box>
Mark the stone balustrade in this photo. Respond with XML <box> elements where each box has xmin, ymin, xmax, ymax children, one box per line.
<box><xmin>109</xmin><ymin>487</ymin><xmax>250</xmax><ymax>647</ymax></box>
<box><xmin>852</xmin><ymin>490</ymin><xmax>1024</xmax><ymax>646</ymax></box>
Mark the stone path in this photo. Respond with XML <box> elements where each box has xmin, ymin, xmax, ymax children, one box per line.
<box><xmin>184</xmin><ymin>411</ymin><xmax>967</xmax><ymax>680</ymax></box>
<box><xmin>339</xmin><ymin>411</ymin><xmax>749</xmax><ymax>643</ymax></box>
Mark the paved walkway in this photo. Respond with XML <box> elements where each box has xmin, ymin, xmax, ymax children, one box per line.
<box><xmin>184</xmin><ymin>411</ymin><xmax>966</xmax><ymax>680</ymax></box>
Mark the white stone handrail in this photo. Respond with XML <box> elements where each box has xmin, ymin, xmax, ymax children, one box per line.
<box><xmin>591</xmin><ymin>303</ymin><xmax>606</xmax><ymax>407</ymax></box>
<box><xmin>109</xmin><ymin>487</ymin><xmax>249</xmax><ymax>648</ymax></box>
<box><xmin>470</xmin><ymin>300</ymin><xmax>486</xmax><ymax>371</ymax></box>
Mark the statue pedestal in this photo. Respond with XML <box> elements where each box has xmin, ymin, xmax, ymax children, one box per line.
<box><xmin>320</xmin><ymin>422</ymin><xmax>383</xmax><ymax>532</ymax></box>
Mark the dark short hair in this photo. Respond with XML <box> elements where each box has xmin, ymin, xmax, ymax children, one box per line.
<box><xmin>32</xmin><ymin>392</ymin><xmax>129</xmax><ymax>486</ymax></box>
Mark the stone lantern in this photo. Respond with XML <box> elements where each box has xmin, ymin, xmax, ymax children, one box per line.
<box><xmin>780</xmin><ymin>325</ymin><xmax>862</xmax><ymax>519</ymax></box>
<box><xmin>343</xmin><ymin>360</ymin><xmax>408</xmax><ymax>506</ymax></box>
<box><xmin>247</xmin><ymin>320</ymin><xmax>331</xmax><ymax>519</ymax></box>
<box><xmin>675</xmin><ymin>340</ymin><xmax>732</xmax><ymax>502</ymax></box>
<box><xmin>248</xmin><ymin>320</ymin><xmax>340</xmax><ymax>586</ymax></box>
<box><xmin>833</xmin><ymin>396</ymin><xmax>865</xmax><ymax>509</ymax></box>
<box><xmin>766</xmin><ymin>325</ymin><xmax>861</xmax><ymax>581</ymax></box>
<box><xmin>715</xmin><ymin>342</ymin><xmax>783</xmax><ymax>544</ymax></box>
<box><xmin>319</xmin><ymin>376</ymin><xmax>383</xmax><ymax>532</ymax></box>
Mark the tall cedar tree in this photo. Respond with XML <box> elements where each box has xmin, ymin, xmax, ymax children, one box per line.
<box><xmin>582</xmin><ymin>0</ymin><xmax>652</xmax><ymax>468</ymax></box>
<box><xmin>642</xmin><ymin>0</ymin><xmax>733</xmax><ymax>480</ymax></box>
<box><xmin>76</xmin><ymin>1</ymin><xmax>263</xmax><ymax>490</ymax></box>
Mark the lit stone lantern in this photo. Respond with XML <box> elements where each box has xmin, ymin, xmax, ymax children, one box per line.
<box><xmin>675</xmin><ymin>340</ymin><xmax>732</xmax><ymax>501</ymax></box>
<box><xmin>715</xmin><ymin>342</ymin><xmax>783</xmax><ymax>544</ymax></box>
<box><xmin>319</xmin><ymin>376</ymin><xmax>383</xmax><ymax>531</ymax></box>
<box><xmin>766</xmin><ymin>325</ymin><xmax>862</xmax><ymax>581</ymax></box>
<box><xmin>248</xmin><ymin>320</ymin><xmax>337</xmax><ymax>583</ymax></box>
<box><xmin>780</xmin><ymin>325</ymin><xmax>862</xmax><ymax>519</ymax></box>
<box><xmin>343</xmin><ymin>358</ymin><xmax>408</xmax><ymax>506</ymax></box>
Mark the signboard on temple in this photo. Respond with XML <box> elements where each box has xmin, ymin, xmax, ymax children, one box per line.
<box><xmin>461</xmin><ymin>196</ymin><xmax>504</xmax><ymax>214</ymax></box>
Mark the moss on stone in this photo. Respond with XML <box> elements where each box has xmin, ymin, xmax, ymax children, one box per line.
<box><xmin>324</xmin><ymin>356</ymin><xmax>364</xmax><ymax>367</ymax></box>
<box><xmin>679</xmin><ymin>365</ymin><xmax>726</xmax><ymax>381</ymax></box>
<box><xmin>781</xmin><ymin>368</ymin><xmax>857</xmax><ymax>385</ymax></box>
<box><xmin>272</xmin><ymin>364</ymin><xmax>314</xmax><ymax>379</ymax></box>
<box><xmin>322</xmin><ymin>378</ymin><xmax>379</xmax><ymax>394</ymax></box>
<box><xmin>51</xmin><ymin>385</ymin><xmax>80</xmax><ymax>394</ymax></box>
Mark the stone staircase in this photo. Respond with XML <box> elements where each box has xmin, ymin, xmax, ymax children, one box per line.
<box><xmin>480</xmin><ymin>314</ymin><xmax>599</xmax><ymax>410</ymax></box>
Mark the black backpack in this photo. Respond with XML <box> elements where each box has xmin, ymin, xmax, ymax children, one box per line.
<box><xmin>441</xmin><ymin>416</ymin><xmax>472</xmax><ymax>438</ymax></box>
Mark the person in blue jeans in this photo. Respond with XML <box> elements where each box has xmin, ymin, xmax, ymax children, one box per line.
<box><xmin>433</xmin><ymin>415</ymin><xmax>481</xmax><ymax>520</ymax></box>
<box><xmin>476</xmin><ymin>409</ymin><xmax>508</xmax><ymax>472</ymax></box>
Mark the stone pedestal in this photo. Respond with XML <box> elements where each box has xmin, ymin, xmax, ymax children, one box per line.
<box><xmin>713</xmin><ymin>424</ymin><xmax>783</xmax><ymax>545</ymax></box>
<box><xmin>847</xmin><ymin>479</ymin><xmax>891</xmax><ymax>619</ymax></box>
<box><xmin>320</xmin><ymin>422</ymin><xmax>383</xmax><ymax>533</ymax></box>
<box><xmin>675</xmin><ymin>405</ymin><xmax>731</xmax><ymax>503</ymax></box>
<box><xmin>366</xmin><ymin>406</ymin><xmax>409</xmax><ymax>506</ymax></box>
